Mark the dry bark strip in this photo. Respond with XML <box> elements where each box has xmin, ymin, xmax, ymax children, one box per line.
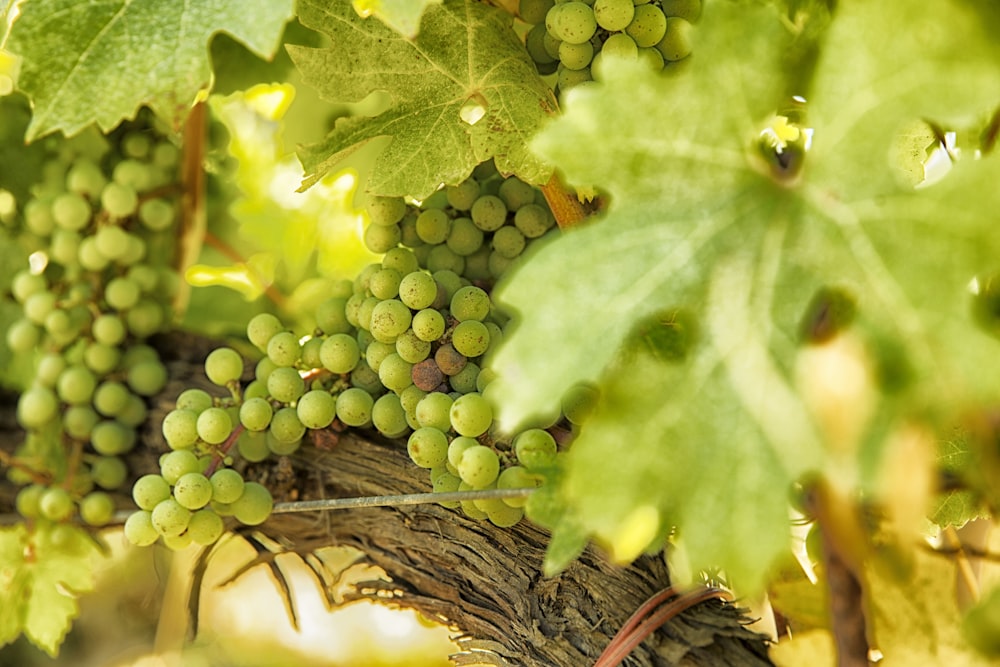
<box><xmin>0</xmin><ymin>333</ymin><xmax>774</xmax><ymax>666</ymax></box>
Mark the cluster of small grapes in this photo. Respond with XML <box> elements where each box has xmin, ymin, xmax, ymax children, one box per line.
<box><xmin>520</xmin><ymin>0</ymin><xmax>702</xmax><ymax>92</ymax></box>
<box><xmin>6</xmin><ymin>125</ymin><xmax>180</xmax><ymax>529</ymax></box>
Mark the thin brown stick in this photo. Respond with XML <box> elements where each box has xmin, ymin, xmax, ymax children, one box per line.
<box><xmin>541</xmin><ymin>172</ymin><xmax>595</xmax><ymax>229</ymax></box>
<box><xmin>173</xmin><ymin>101</ymin><xmax>208</xmax><ymax>318</ymax></box>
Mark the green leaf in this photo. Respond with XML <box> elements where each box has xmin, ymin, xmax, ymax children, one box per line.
<box><xmin>289</xmin><ymin>0</ymin><xmax>556</xmax><ymax>198</ymax></box>
<box><xmin>491</xmin><ymin>0</ymin><xmax>1000</xmax><ymax>588</ymax></box>
<box><xmin>0</xmin><ymin>523</ymin><xmax>101</xmax><ymax>656</ymax></box>
<box><xmin>352</xmin><ymin>0</ymin><xmax>442</xmax><ymax>38</ymax></box>
<box><xmin>9</xmin><ymin>0</ymin><xmax>295</xmax><ymax>140</ymax></box>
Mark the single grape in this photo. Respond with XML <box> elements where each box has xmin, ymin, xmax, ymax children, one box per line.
<box><xmin>447</xmin><ymin>436</ymin><xmax>479</xmax><ymax>468</ymax></box>
<box><xmin>210</xmin><ymin>468</ymin><xmax>245</xmax><ymax>504</ymax></box>
<box><xmin>426</xmin><ymin>244</ymin><xmax>465</xmax><ymax>275</ymax></box>
<box><xmin>412</xmin><ymin>309</ymin><xmax>446</xmax><ymax>342</ymax></box>
<box><xmin>151</xmin><ymin>498</ymin><xmax>192</xmax><ymax>537</ymax></box>
<box><xmin>370</xmin><ymin>299</ymin><xmax>412</xmax><ymax>344</ymax></box>
<box><xmin>449</xmin><ymin>362</ymin><xmax>480</xmax><ymax>394</ymax></box>
<box><xmin>237</xmin><ymin>430</ymin><xmax>270</xmax><ymax>463</ymax></box>
<box><xmin>187</xmin><ymin>509</ymin><xmax>224</xmax><ymax>545</ymax></box>
<box><xmin>336</xmin><ymin>387</ymin><xmax>374</xmax><ymax>427</ymax></box>
<box><xmin>52</xmin><ymin>192</ymin><xmax>91</xmax><ymax>230</ymax></box>
<box><xmin>370</xmin><ymin>268</ymin><xmax>402</xmax><ymax>300</ymax></box>
<box><xmin>205</xmin><ymin>347</ymin><xmax>243</xmax><ymax>386</ymax></box>
<box><xmin>57</xmin><ymin>365</ymin><xmax>98</xmax><ymax>405</ymax></box>
<box><xmin>196</xmin><ymin>407</ymin><xmax>233</xmax><ymax>445</ymax></box>
<box><xmin>398</xmin><ymin>271</ymin><xmax>438</xmax><ymax>311</ymax></box>
<box><xmin>432</xmin><ymin>472</ymin><xmax>462</xmax><ymax>507</ymax></box>
<box><xmin>49</xmin><ymin>229</ymin><xmax>82</xmax><ymax>265</ymax></box>
<box><xmin>487</xmin><ymin>504</ymin><xmax>525</xmax><ymax>527</ymax></box>
<box><xmin>378</xmin><ymin>353</ymin><xmax>414</xmax><ymax>394</ymax></box>
<box><xmin>594</xmin><ymin>0</ymin><xmax>634</xmax><ymax>30</ymax></box>
<box><xmin>160</xmin><ymin>449</ymin><xmax>200</xmax><ymax>485</ymax></box>
<box><xmin>255</xmin><ymin>356</ymin><xmax>277</xmax><ymax>384</ymax></box>
<box><xmin>127</xmin><ymin>358</ymin><xmax>167</xmax><ymax>396</ymax></box>
<box><xmin>450</xmin><ymin>286</ymin><xmax>490</xmax><ymax>322</ymax></box>
<box><xmin>457</xmin><ymin>445</ymin><xmax>500</xmax><ymax>488</ymax></box>
<box><xmin>561</xmin><ymin>383</ymin><xmax>600</xmax><ymax>425</ymax></box>
<box><xmin>514</xmin><ymin>429</ymin><xmax>558</xmax><ymax>469</ymax></box>
<box><xmin>267</xmin><ymin>331</ymin><xmax>301</xmax><ymax>367</ymax></box>
<box><xmin>16</xmin><ymin>386</ymin><xmax>59</xmax><ymax>429</ymax></box>
<box><xmin>93</xmin><ymin>381</ymin><xmax>130</xmax><ymax>417</ymax></box>
<box><xmin>514</xmin><ymin>204</ymin><xmax>553</xmax><ymax>238</ymax></box>
<box><xmin>173</xmin><ymin>472</ymin><xmax>213</xmax><ymax>510</ymax></box>
<box><xmin>446</xmin><ymin>218</ymin><xmax>484</xmax><ymax>257</ymax></box>
<box><xmin>104</xmin><ymin>276</ymin><xmax>141</xmax><ymax>311</ymax></box>
<box><xmin>395</xmin><ymin>329</ymin><xmax>432</xmax><ymax>364</ymax></box>
<box><xmin>83</xmin><ymin>342</ymin><xmax>121</xmax><ymax>375</ymax></box>
<box><xmin>175</xmin><ymin>388</ymin><xmax>213</xmax><ymax>413</ymax></box>
<box><xmin>92</xmin><ymin>420</ymin><xmax>137</xmax><ymax>455</ymax></box>
<box><xmin>23</xmin><ymin>291</ymin><xmax>57</xmax><ymax>325</ymax></box>
<box><xmin>656</xmin><ymin>17</ymin><xmax>692</xmax><ymax>61</ymax></box>
<box><xmin>366</xmin><ymin>195</ymin><xmax>407</xmax><ymax>226</ymax></box>
<box><xmin>450</xmin><ymin>393</ymin><xmax>493</xmax><ymax>437</ymax></box>
<box><xmin>162</xmin><ymin>532</ymin><xmax>193</xmax><ymax>551</ymax></box>
<box><xmin>372</xmin><ymin>393</ymin><xmax>409</xmax><ymax>437</ymax></box>
<box><xmin>520</xmin><ymin>0</ymin><xmax>555</xmax><ymax>24</ymax></box>
<box><xmin>415</xmin><ymin>392</ymin><xmax>453</xmax><ymax>431</ymax></box>
<box><xmin>16</xmin><ymin>485</ymin><xmax>45</xmax><ymax>518</ymax></box>
<box><xmin>492</xmin><ymin>226</ymin><xmax>526</xmax><ymax>259</ymax></box>
<box><xmin>232</xmin><ymin>482</ymin><xmax>273</xmax><ymax>526</ymax></box>
<box><xmin>5</xmin><ymin>318</ymin><xmax>39</xmax><ymax>353</ymax></box>
<box><xmin>435</xmin><ymin>344</ymin><xmax>468</xmax><ymax>376</ymax></box>
<box><xmin>267</xmin><ymin>430</ymin><xmax>301</xmax><ymax>456</ymax></box>
<box><xmin>350</xmin><ymin>360</ymin><xmax>383</xmax><ymax>396</ymax></box>
<box><xmin>124</xmin><ymin>510</ymin><xmax>159</xmax><ymax>546</ymax></box>
<box><xmin>320</xmin><ymin>333</ymin><xmax>361</xmax><ymax>374</ymax></box>
<box><xmin>415</xmin><ymin>208</ymin><xmax>451</xmax><ymax>244</ymax></box>
<box><xmin>90</xmin><ymin>456</ymin><xmax>128</xmax><ymax>490</ymax></box>
<box><xmin>411</xmin><ymin>358</ymin><xmax>445</xmax><ymax>392</ymax></box>
<box><xmin>80</xmin><ymin>491</ymin><xmax>115</xmax><ymax>526</ymax></box>
<box><xmin>63</xmin><ymin>405</ymin><xmax>100</xmax><ymax>440</ymax></box>
<box><xmin>267</xmin><ymin>366</ymin><xmax>306</xmax><ymax>403</ymax></box>
<box><xmin>470</xmin><ymin>195</ymin><xmax>507</xmax><ymax>232</ymax></box>
<box><xmin>364</xmin><ymin>222</ymin><xmax>402</xmax><ymax>254</ymax></box>
<box><xmin>549</xmin><ymin>2</ymin><xmax>597</xmax><ymax>44</ymax></box>
<box><xmin>452</xmin><ymin>321</ymin><xmax>490</xmax><ymax>358</ymax></box>
<box><xmin>244</xmin><ymin>380</ymin><xmax>269</xmax><ymax>400</ymax></box>
<box><xmin>407</xmin><ymin>427</ymin><xmax>449</xmax><ymax>468</ymax></box>
<box><xmin>92</xmin><ymin>313</ymin><xmax>126</xmax><ymax>346</ymax></box>
<box><xmin>239</xmin><ymin>397</ymin><xmax>274</xmax><ymax>432</ymax></box>
<box><xmin>626</xmin><ymin>4</ymin><xmax>667</xmax><ymax>47</ymax></box>
<box><xmin>138</xmin><ymin>198</ymin><xmax>175</xmax><ymax>231</ymax></box>
<box><xmin>247</xmin><ymin>312</ymin><xmax>284</xmax><ymax>351</ymax></box>
<box><xmin>39</xmin><ymin>487</ymin><xmax>74</xmax><ymax>521</ymax></box>
<box><xmin>315</xmin><ymin>298</ymin><xmax>352</xmax><ymax>335</ymax></box>
<box><xmin>559</xmin><ymin>40</ymin><xmax>595</xmax><ymax>70</ymax></box>
<box><xmin>296</xmin><ymin>390</ymin><xmax>336</xmax><ymax>430</ymax></box>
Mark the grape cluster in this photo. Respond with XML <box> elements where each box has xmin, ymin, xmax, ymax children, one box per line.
<box><xmin>6</xmin><ymin>122</ymin><xmax>180</xmax><ymax>528</ymax></box>
<box><xmin>519</xmin><ymin>0</ymin><xmax>701</xmax><ymax>93</ymax></box>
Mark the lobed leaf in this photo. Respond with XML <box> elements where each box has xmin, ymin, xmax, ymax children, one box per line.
<box><xmin>351</xmin><ymin>0</ymin><xmax>442</xmax><ymax>38</ymax></box>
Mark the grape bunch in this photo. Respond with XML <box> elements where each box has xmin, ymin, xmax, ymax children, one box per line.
<box><xmin>133</xmin><ymin>161</ymin><xmax>600</xmax><ymax>542</ymax></box>
<box><xmin>5</xmin><ymin>118</ymin><xmax>180</xmax><ymax>529</ymax></box>
<box><xmin>519</xmin><ymin>0</ymin><xmax>701</xmax><ymax>93</ymax></box>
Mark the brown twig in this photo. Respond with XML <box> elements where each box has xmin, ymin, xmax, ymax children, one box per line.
<box><xmin>541</xmin><ymin>172</ymin><xmax>597</xmax><ymax>229</ymax></box>
<box><xmin>172</xmin><ymin>101</ymin><xmax>208</xmax><ymax>319</ymax></box>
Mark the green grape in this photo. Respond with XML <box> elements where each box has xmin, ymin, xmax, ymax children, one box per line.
<box><xmin>39</xmin><ymin>487</ymin><xmax>74</xmax><ymax>521</ymax></box>
<box><xmin>661</xmin><ymin>0</ymin><xmax>701</xmax><ymax>21</ymax></box>
<box><xmin>364</xmin><ymin>222</ymin><xmax>402</xmax><ymax>254</ymax></box>
<box><xmin>112</xmin><ymin>159</ymin><xmax>154</xmax><ymax>191</ymax></box>
<box><xmin>395</xmin><ymin>329</ymin><xmax>431</xmax><ymax>364</ymax></box>
<box><xmin>70</xmin><ymin>471</ymin><xmax>95</xmax><ymax>496</ymax></box>
<box><xmin>514</xmin><ymin>204</ymin><xmax>553</xmax><ymax>238</ymax></box>
<box><xmin>90</xmin><ymin>456</ymin><xmax>127</xmax><ymax>490</ymax></box>
<box><xmin>449</xmin><ymin>362</ymin><xmax>480</xmax><ymax>394</ymax></box>
<box><xmin>52</xmin><ymin>192</ymin><xmax>91</xmax><ymax>230</ymax></box>
<box><xmin>497</xmin><ymin>177</ymin><xmax>537</xmax><ymax>212</ymax></box>
<box><xmin>23</xmin><ymin>291</ymin><xmax>56</xmax><ymax>325</ymax></box>
<box><xmin>296</xmin><ymin>390</ymin><xmax>336</xmax><ymax>430</ymax></box>
<box><xmin>160</xmin><ymin>449</ymin><xmax>200</xmax><ymax>485</ymax></box>
<box><xmin>452</xmin><ymin>321</ymin><xmax>490</xmax><ymax>358</ymax></box>
<box><xmin>119</xmin><ymin>393</ymin><xmax>148</xmax><ymax>428</ymax></box>
<box><xmin>492</xmin><ymin>226</ymin><xmax>526</xmax><ymax>258</ymax></box>
<box><xmin>239</xmin><ymin>397</ymin><xmax>273</xmax><ymax>432</ymax></box>
<box><xmin>463</xmin><ymin>246</ymin><xmax>492</xmax><ymax>282</ymax></box>
<box><xmin>602</xmin><ymin>32</ymin><xmax>639</xmax><ymax>60</ymax></box>
<box><xmin>435</xmin><ymin>344</ymin><xmax>468</xmax><ymax>376</ymax></box>
<box><xmin>412</xmin><ymin>309</ymin><xmax>446</xmax><ymax>342</ymax></box>
<box><xmin>93</xmin><ymin>380</ymin><xmax>131</xmax><ymax>417</ymax></box>
<box><xmin>94</xmin><ymin>224</ymin><xmax>129</xmax><ymax>260</ymax></box>
<box><xmin>138</xmin><ymin>198</ymin><xmax>175</xmax><ymax>231</ymax></box>
<box><xmin>487</xmin><ymin>504</ymin><xmax>524</xmax><ymax>527</ymax></box>
<box><xmin>447</xmin><ymin>436</ymin><xmax>479</xmax><ymax>468</ymax></box>
<box><xmin>398</xmin><ymin>271</ymin><xmax>438</xmax><ymax>310</ymax></box>
<box><xmin>105</xmin><ymin>276</ymin><xmax>140</xmax><ymax>310</ymax></box>
<box><xmin>126</xmin><ymin>264</ymin><xmax>158</xmax><ymax>294</ymax></box>
<box><xmin>301</xmin><ymin>337</ymin><xmax>324</xmax><ymax>369</ymax></box>
<box><xmin>151</xmin><ymin>498</ymin><xmax>192</xmax><ymax>537</ymax></box>
<box><xmin>84</xmin><ymin>342</ymin><xmax>121</xmax><ymax>375</ymax></box>
<box><xmin>116</xmin><ymin>234</ymin><xmax>147</xmax><ymax>266</ymax></box>
<box><xmin>175</xmin><ymin>388</ymin><xmax>213</xmax><ymax>413</ymax></box>
<box><xmin>399</xmin><ymin>213</ymin><xmax>421</xmax><ymax>247</ymax></box>
<box><xmin>267</xmin><ymin>366</ymin><xmax>306</xmax><ymax>403</ymax></box>
<box><xmin>247</xmin><ymin>312</ymin><xmax>284</xmax><ymax>351</ymax></box>
<box><xmin>559</xmin><ymin>40</ymin><xmax>594</xmax><ymax>70</ymax></box>
<box><xmin>520</xmin><ymin>0</ymin><xmax>555</xmax><ymax>23</ymax></box>
<box><xmin>315</xmin><ymin>298</ymin><xmax>351</xmax><ymax>335</ymax></box>
<box><xmin>187</xmin><ymin>509</ymin><xmax>224</xmax><ymax>545</ymax></box>
<box><xmin>92</xmin><ymin>420</ymin><xmax>136</xmax><ymax>455</ymax></box>
<box><xmin>126</xmin><ymin>358</ymin><xmax>167</xmax><ymax>396</ymax></box>
<box><xmin>446</xmin><ymin>178</ymin><xmax>480</xmax><ymax>211</ymax></box>
<box><xmin>255</xmin><ymin>356</ymin><xmax>277</xmax><ymax>384</ymax></box>
<box><xmin>16</xmin><ymin>485</ymin><xmax>45</xmax><ymax>518</ymax></box>
<box><xmin>78</xmin><ymin>236</ymin><xmax>110</xmax><ymax>271</ymax></box>
<box><xmin>432</xmin><ymin>270</ymin><xmax>463</xmax><ymax>301</ymax></box>
<box><xmin>407</xmin><ymin>427</ymin><xmax>449</xmax><ymax>468</ymax></box>
<box><xmin>350</xmin><ymin>360</ymin><xmax>384</xmax><ymax>395</ymax></box>
<box><xmin>432</xmin><ymin>472</ymin><xmax>462</xmax><ymax>507</ymax></box>
<box><xmin>415</xmin><ymin>208</ymin><xmax>451</xmax><ymax>244</ymax></box>
<box><xmin>357</xmin><ymin>296</ymin><xmax>380</xmax><ymax>331</ymax></box>
<box><xmin>6</xmin><ymin>318</ymin><xmax>39</xmax><ymax>353</ymax></box>
<box><xmin>378</xmin><ymin>353</ymin><xmax>414</xmax><ymax>394</ymax></box>
<box><xmin>561</xmin><ymin>382</ymin><xmax>599</xmax><ymax>425</ymax></box>
<box><xmin>470</xmin><ymin>195</ymin><xmax>507</xmax><ymax>232</ymax></box>
<box><xmin>153</xmin><ymin>141</ymin><xmax>180</xmax><ymax>168</ymax></box>
<box><xmin>457</xmin><ymin>445</ymin><xmax>500</xmax><ymax>488</ymax></box>
<box><xmin>372</xmin><ymin>393</ymin><xmax>409</xmax><ymax>437</ymax></box>
<box><xmin>497</xmin><ymin>466</ymin><xmax>538</xmax><ymax>508</ymax></box>
<box><xmin>162</xmin><ymin>532</ymin><xmax>193</xmax><ymax>551</ymax></box>
<box><xmin>370</xmin><ymin>268</ymin><xmax>402</xmax><ymax>300</ymax></box>
<box><xmin>66</xmin><ymin>159</ymin><xmax>106</xmax><ymax>198</ymax></box>
<box><xmin>382</xmin><ymin>247</ymin><xmax>420</xmax><ymax>276</ymax></box>
<box><xmin>64</xmin><ymin>405</ymin><xmax>99</xmax><ymax>439</ymax></box>
<box><xmin>267</xmin><ymin>331</ymin><xmax>301</xmax><ymax>367</ymax></box>
<box><xmin>24</xmin><ymin>198</ymin><xmax>56</xmax><ymax>235</ymax></box>
<box><xmin>594</xmin><ymin>0</ymin><xmax>634</xmax><ymax>30</ymax></box>
<box><xmin>196</xmin><ymin>407</ymin><xmax>232</xmax><ymax>445</ymax></box>
<box><xmin>203</xmin><ymin>347</ymin><xmax>243</xmax><ymax>386</ymax></box>
<box><xmin>514</xmin><ymin>429</ymin><xmax>558</xmax><ymax>469</ymax></box>
<box><xmin>124</xmin><ymin>510</ymin><xmax>159</xmax><ymax>546</ymax></box>
<box><xmin>320</xmin><ymin>333</ymin><xmax>361</xmax><ymax>374</ymax></box>
<box><xmin>237</xmin><ymin>430</ymin><xmax>270</xmax><ymax>463</ymax></box>
<box><xmin>656</xmin><ymin>17</ymin><xmax>692</xmax><ymax>61</ymax></box>
<box><xmin>370</xmin><ymin>299</ymin><xmax>413</xmax><ymax>343</ymax></box>
<box><xmin>92</xmin><ymin>313</ymin><xmax>126</xmax><ymax>346</ymax></box>
<box><xmin>445</xmin><ymin>218</ymin><xmax>484</xmax><ymax>256</ymax></box>
<box><xmin>450</xmin><ymin>393</ymin><xmax>493</xmax><ymax>437</ymax></box>
<box><xmin>16</xmin><ymin>386</ymin><xmax>58</xmax><ymax>429</ymax></box>
<box><xmin>355</xmin><ymin>262</ymin><xmax>382</xmax><ymax>293</ymax></box>
<box><xmin>450</xmin><ymin>286</ymin><xmax>490</xmax><ymax>322</ymax></box>
<box><xmin>11</xmin><ymin>271</ymin><xmax>47</xmax><ymax>303</ymax></box>
<box><xmin>400</xmin><ymin>385</ymin><xmax>427</xmax><ymax>416</ymax></box>
<box><xmin>125</xmin><ymin>299</ymin><xmax>165</xmax><ymax>337</ymax></box>
<box><xmin>80</xmin><ymin>491</ymin><xmax>115</xmax><ymax>526</ymax></box>
<box><xmin>267</xmin><ymin>430</ymin><xmax>301</xmax><ymax>455</ymax></box>
<box><xmin>472</xmin><ymin>487</ymin><xmax>509</xmax><ymax>514</ymax></box>
<box><xmin>35</xmin><ymin>354</ymin><xmax>65</xmax><ymax>387</ymax></box>
<box><xmin>366</xmin><ymin>195</ymin><xmax>407</xmax><ymax>226</ymax></box>
<box><xmin>232</xmin><ymin>482</ymin><xmax>273</xmax><ymax>526</ymax></box>
<box><xmin>43</xmin><ymin>308</ymin><xmax>73</xmax><ymax>337</ymax></box>
<box><xmin>550</xmin><ymin>1</ymin><xmax>596</xmax><ymax>44</ymax></box>
<box><xmin>625</xmin><ymin>4</ymin><xmax>667</xmax><ymax>47</ymax></box>
<box><xmin>476</xmin><ymin>367</ymin><xmax>497</xmax><ymax>393</ymax></box>
<box><xmin>210</xmin><ymin>468</ymin><xmax>245</xmax><ymax>504</ymax></box>
<box><xmin>121</xmin><ymin>343</ymin><xmax>159</xmax><ymax>367</ymax></box>
<box><xmin>49</xmin><ymin>229</ymin><xmax>82</xmax><ymax>265</ymax></box>
<box><xmin>173</xmin><ymin>472</ymin><xmax>213</xmax><ymax>510</ymax></box>
<box><xmin>336</xmin><ymin>387</ymin><xmax>375</xmax><ymax>427</ymax></box>
<box><xmin>57</xmin><ymin>365</ymin><xmax>98</xmax><ymax>405</ymax></box>
<box><xmin>243</xmin><ymin>380</ymin><xmax>268</xmax><ymax>401</ymax></box>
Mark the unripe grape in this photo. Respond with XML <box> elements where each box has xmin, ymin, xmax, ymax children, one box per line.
<box><xmin>407</xmin><ymin>428</ymin><xmax>449</xmax><ymax>468</ymax></box>
<box><xmin>187</xmin><ymin>509</ymin><xmax>224</xmax><ymax>545</ymax></box>
<box><xmin>210</xmin><ymin>468</ymin><xmax>245</xmax><ymax>504</ymax></box>
<box><xmin>39</xmin><ymin>487</ymin><xmax>74</xmax><ymax>521</ymax></box>
<box><xmin>17</xmin><ymin>386</ymin><xmax>59</xmax><ymax>429</ymax></box>
<box><xmin>450</xmin><ymin>393</ymin><xmax>493</xmax><ymax>437</ymax></box>
<box><xmin>151</xmin><ymin>498</ymin><xmax>191</xmax><ymax>537</ymax></box>
<box><xmin>124</xmin><ymin>510</ymin><xmax>159</xmax><ymax>546</ymax></box>
<box><xmin>92</xmin><ymin>420</ymin><xmax>137</xmax><ymax>455</ymax></box>
<box><xmin>175</xmin><ymin>388</ymin><xmax>213</xmax><ymax>413</ymax></box>
<box><xmin>267</xmin><ymin>331</ymin><xmax>301</xmax><ymax>367</ymax></box>
<box><xmin>270</xmin><ymin>407</ymin><xmax>306</xmax><ymax>443</ymax></box>
<box><xmin>90</xmin><ymin>456</ymin><xmax>128</xmax><ymax>490</ymax></box>
<box><xmin>297</xmin><ymin>390</ymin><xmax>336</xmax><ymax>430</ymax></box>
<box><xmin>205</xmin><ymin>347</ymin><xmax>243</xmax><ymax>386</ymax></box>
<box><xmin>336</xmin><ymin>387</ymin><xmax>375</xmax><ymax>427</ymax></box>
<box><xmin>232</xmin><ymin>482</ymin><xmax>273</xmax><ymax>526</ymax></box>
<box><xmin>197</xmin><ymin>407</ymin><xmax>232</xmax><ymax>445</ymax></box>
<box><xmin>320</xmin><ymin>334</ymin><xmax>361</xmax><ymax>374</ymax></box>
<box><xmin>80</xmin><ymin>491</ymin><xmax>115</xmax><ymax>526</ymax></box>
<box><xmin>57</xmin><ymin>365</ymin><xmax>98</xmax><ymax>405</ymax></box>
<box><xmin>126</xmin><ymin>358</ymin><xmax>167</xmax><ymax>396</ymax></box>
<box><xmin>173</xmin><ymin>472</ymin><xmax>213</xmax><ymax>510</ymax></box>
<box><xmin>415</xmin><ymin>392</ymin><xmax>453</xmax><ymax>431</ymax></box>
<box><xmin>239</xmin><ymin>397</ymin><xmax>274</xmax><ymax>432</ymax></box>
<box><xmin>452</xmin><ymin>320</ymin><xmax>490</xmax><ymax>358</ymax></box>
<box><xmin>16</xmin><ymin>485</ymin><xmax>46</xmax><ymax>518</ymax></box>
<box><xmin>160</xmin><ymin>450</ymin><xmax>200</xmax><ymax>485</ymax></box>
<box><xmin>514</xmin><ymin>429</ymin><xmax>558</xmax><ymax>469</ymax></box>
<box><xmin>267</xmin><ymin>366</ymin><xmax>305</xmax><ymax>403</ymax></box>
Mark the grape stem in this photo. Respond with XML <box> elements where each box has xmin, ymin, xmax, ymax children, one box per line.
<box><xmin>540</xmin><ymin>172</ymin><xmax>598</xmax><ymax>229</ymax></box>
<box><xmin>204</xmin><ymin>423</ymin><xmax>245</xmax><ymax>477</ymax></box>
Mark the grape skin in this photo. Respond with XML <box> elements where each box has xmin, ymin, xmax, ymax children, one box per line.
<box><xmin>205</xmin><ymin>347</ymin><xmax>243</xmax><ymax>386</ymax></box>
<box><xmin>232</xmin><ymin>482</ymin><xmax>273</xmax><ymax>526</ymax></box>
<box><xmin>296</xmin><ymin>390</ymin><xmax>336</xmax><ymax>430</ymax></box>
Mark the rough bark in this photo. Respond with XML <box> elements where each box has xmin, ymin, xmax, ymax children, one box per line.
<box><xmin>0</xmin><ymin>333</ymin><xmax>774</xmax><ymax>667</ymax></box>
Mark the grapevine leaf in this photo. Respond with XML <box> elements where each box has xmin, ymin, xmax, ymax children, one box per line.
<box><xmin>491</xmin><ymin>0</ymin><xmax>1000</xmax><ymax>587</ymax></box>
<box><xmin>289</xmin><ymin>0</ymin><xmax>556</xmax><ymax>198</ymax></box>
<box><xmin>351</xmin><ymin>0</ymin><xmax>442</xmax><ymax>38</ymax></box>
<box><xmin>0</xmin><ymin>524</ymin><xmax>100</xmax><ymax>656</ymax></box>
<box><xmin>8</xmin><ymin>0</ymin><xmax>295</xmax><ymax>140</ymax></box>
